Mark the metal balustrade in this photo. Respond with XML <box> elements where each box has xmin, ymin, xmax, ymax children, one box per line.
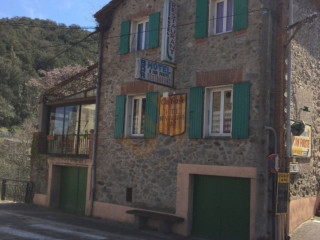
<box><xmin>0</xmin><ymin>178</ymin><xmax>33</xmax><ymax>203</ymax></box>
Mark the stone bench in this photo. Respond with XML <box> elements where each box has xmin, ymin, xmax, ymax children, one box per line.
<box><xmin>126</xmin><ymin>209</ymin><xmax>184</xmax><ymax>234</ymax></box>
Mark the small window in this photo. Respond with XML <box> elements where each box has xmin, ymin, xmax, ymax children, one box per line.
<box><xmin>204</xmin><ymin>86</ymin><xmax>232</xmax><ymax>137</ymax></box>
<box><xmin>209</xmin><ymin>0</ymin><xmax>233</xmax><ymax>35</ymax></box>
<box><xmin>131</xmin><ymin>19</ymin><xmax>149</xmax><ymax>51</ymax></box>
<box><xmin>125</xmin><ymin>95</ymin><xmax>146</xmax><ymax>137</ymax></box>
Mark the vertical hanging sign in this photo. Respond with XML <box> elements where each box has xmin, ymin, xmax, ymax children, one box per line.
<box><xmin>161</xmin><ymin>0</ymin><xmax>177</xmax><ymax>63</ymax></box>
<box><xmin>276</xmin><ymin>173</ymin><xmax>290</xmax><ymax>214</ymax></box>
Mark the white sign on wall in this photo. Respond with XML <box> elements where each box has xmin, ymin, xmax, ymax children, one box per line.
<box><xmin>292</xmin><ymin>123</ymin><xmax>312</xmax><ymax>157</ymax></box>
<box><xmin>161</xmin><ymin>0</ymin><xmax>177</xmax><ymax>63</ymax></box>
<box><xmin>135</xmin><ymin>58</ymin><xmax>174</xmax><ymax>88</ymax></box>
<box><xmin>289</xmin><ymin>163</ymin><xmax>300</xmax><ymax>173</ymax></box>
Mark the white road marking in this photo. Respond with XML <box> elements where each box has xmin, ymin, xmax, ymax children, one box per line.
<box><xmin>31</xmin><ymin>224</ymin><xmax>108</xmax><ymax>240</ymax></box>
<box><xmin>0</xmin><ymin>210</ymin><xmax>141</xmax><ymax>240</ymax></box>
<box><xmin>312</xmin><ymin>220</ymin><xmax>320</xmax><ymax>223</ymax></box>
<box><xmin>0</xmin><ymin>226</ymin><xmax>60</xmax><ymax>240</ymax></box>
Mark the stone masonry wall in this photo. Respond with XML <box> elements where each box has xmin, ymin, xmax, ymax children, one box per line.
<box><xmin>96</xmin><ymin>0</ymin><xmax>271</xmax><ymax>225</ymax></box>
<box><xmin>290</xmin><ymin>0</ymin><xmax>320</xmax><ymax>200</ymax></box>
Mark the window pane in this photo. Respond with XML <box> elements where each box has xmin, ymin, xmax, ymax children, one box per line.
<box><xmin>137</xmin><ymin>23</ymin><xmax>143</xmax><ymax>50</ymax></box>
<box><xmin>48</xmin><ymin>107</ymin><xmax>64</xmax><ymax>154</ymax></box>
<box><xmin>144</xmin><ymin>22</ymin><xmax>149</xmax><ymax>49</ymax></box>
<box><xmin>223</xmin><ymin>91</ymin><xmax>232</xmax><ymax>133</ymax></box>
<box><xmin>226</xmin><ymin>0</ymin><xmax>233</xmax><ymax>31</ymax></box>
<box><xmin>132</xmin><ymin>99</ymin><xmax>140</xmax><ymax>134</ymax></box>
<box><xmin>211</xmin><ymin>92</ymin><xmax>221</xmax><ymax>134</ymax></box>
<box><xmin>64</xmin><ymin>105</ymin><xmax>79</xmax><ymax>154</ymax></box>
<box><xmin>216</xmin><ymin>2</ymin><xmax>224</xmax><ymax>33</ymax></box>
<box><xmin>140</xmin><ymin>98</ymin><xmax>146</xmax><ymax>134</ymax></box>
<box><xmin>79</xmin><ymin>104</ymin><xmax>96</xmax><ymax>155</ymax></box>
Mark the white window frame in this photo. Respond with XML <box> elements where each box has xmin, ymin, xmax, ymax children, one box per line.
<box><xmin>130</xmin><ymin>17</ymin><xmax>149</xmax><ymax>52</ymax></box>
<box><xmin>203</xmin><ymin>85</ymin><xmax>233</xmax><ymax>137</ymax></box>
<box><xmin>125</xmin><ymin>95</ymin><xmax>146</xmax><ymax>137</ymax></box>
<box><xmin>209</xmin><ymin>0</ymin><xmax>233</xmax><ymax>35</ymax></box>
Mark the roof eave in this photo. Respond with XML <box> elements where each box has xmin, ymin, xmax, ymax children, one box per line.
<box><xmin>94</xmin><ymin>0</ymin><xmax>124</xmax><ymax>31</ymax></box>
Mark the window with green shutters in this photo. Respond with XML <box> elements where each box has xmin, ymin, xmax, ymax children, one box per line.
<box><xmin>195</xmin><ymin>0</ymin><xmax>208</xmax><ymax>39</ymax></box>
<box><xmin>114</xmin><ymin>93</ymin><xmax>158</xmax><ymax>138</ymax></box>
<box><xmin>114</xmin><ymin>95</ymin><xmax>126</xmax><ymax>138</ymax></box>
<box><xmin>119</xmin><ymin>12</ymin><xmax>160</xmax><ymax>54</ymax></box>
<box><xmin>196</xmin><ymin>0</ymin><xmax>248</xmax><ymax>38</ymax></box>
<box><xmin>189</xmin><ymin>87</ymin><xmax>204</xmax><ymax>139</ymax></box>
<box><xmin>189</xmin><ymin>82</ymin><xmax>250</xmax><ymax>139</ymax></box>
<box><xmin>232</xmin><ymin>82</ymin><xmax>250</xmax><ymax>139</ymax></box>
<box><xmin>148</xmin><ymin>12</ymin><xmax>160</xmax><ymax>49</ymax></box>
<box><xmin>233</xmin><ymin>0</ymin><xmax>248</xmax><ymax>31</ymax></box>
<box><xmin>144</xmin><ymin>92</ymin><xmax>158</xmax><ymax>138</ymax></box>
<box><xmin>120</xmin><ymin>21</ymin><xmax>131</xmax><ymax>55</ymax></box>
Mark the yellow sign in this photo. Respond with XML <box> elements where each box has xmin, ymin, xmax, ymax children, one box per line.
<box><xmin>277</xmin><ymin>173</ymin><xmax>290</xmax><ymax>183</ymax></box>
<box><xmin>276</xmin><ymin>172</ymin><xmax>290</xmax><ymax>214</ymax></box>
<box><xmin>159</xmin><ymin>94</ymin><xmax>186</xmax><ymax>136</ymax></box>
<box><xmin>292</xmin><ymin>124</ymin><xmax>311</xmax><ymax>157</ymax></box>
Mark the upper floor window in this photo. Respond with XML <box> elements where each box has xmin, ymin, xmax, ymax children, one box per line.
<box><xmin>189</xmin><ymin>82</ymin><xmax>250</xmax><ymax>139</ymax></box>
<box><xmin>136</xmin><ymin>19</ymin><xmax>149</xmax><ymax>51</ymax></box>
<box><xmin>120</xmin><ymin>12</ymin><xmax>160</xmax><ymax>55</ymax></box>
<box><xmin>195</xmin><ymin>0</ymin><xmax>248</xmax><ymax>39</ymax></box>
<box><xmin>209</xmin><ymin>0</ymin><xmax>233</xmax><ymax>35</ymax></box>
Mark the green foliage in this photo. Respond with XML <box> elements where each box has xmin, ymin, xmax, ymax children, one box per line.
<box><xmin>0</xmin><ymin>17</ymin><xmax>98</xmax><ymax>127</ymax></box>
<box><xmin>8</xmin><ymin>125</ymin><xmax>21</xmax><ymax>133</ymax></box>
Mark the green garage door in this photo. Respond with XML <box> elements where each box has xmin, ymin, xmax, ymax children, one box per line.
<box><xmin>60</xmin><ymin>166</ymin><xmax>87</xmax><ymax>215</ymax></box>
<box><xmin>192</xmin><ymin>175</ymin><xmax>250</xmax><ymax>240</ymax></box>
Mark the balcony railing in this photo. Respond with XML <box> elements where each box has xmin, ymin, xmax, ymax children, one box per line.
<box><xmin>33</xmin><ymin>130</ymin><xmax>94</xmax><ymax>158</ymax></box>
<box><xmin>0</xmin><ymin>178</ymin><xmax>33</xmax><ymax>203</ymax></box>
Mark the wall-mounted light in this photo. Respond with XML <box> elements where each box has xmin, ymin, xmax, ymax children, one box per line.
<box><xmin>291</xmin><ymin>120</ymin><xmax>305</xmax><ymax>136</ymax></box>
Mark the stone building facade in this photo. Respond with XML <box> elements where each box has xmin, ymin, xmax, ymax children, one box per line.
<box><xmin>30</xmin><ymin>0</ymin><xmax>319</xmax><ymax>239</ymax></box>
<box><xmin>288</xmin><ymin>0</ymin><xmax>320</xmax><ymax>233</ymax></box>
<box><xmin>93</xmin><ymin>0</ymin><xmax>272</xmax><ymax>239</ymax></box>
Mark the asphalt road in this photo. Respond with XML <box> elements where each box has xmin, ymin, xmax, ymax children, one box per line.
<box><xmin>0</xmin><ymin>202</ymin><xmax>185</xmax><ymax>240</ymax></box>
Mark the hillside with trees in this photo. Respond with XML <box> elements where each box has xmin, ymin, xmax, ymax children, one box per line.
<box><xmin>0</xmin><ymin>17</ymin><xmax>98</xmax><ymax>128</ymax></box>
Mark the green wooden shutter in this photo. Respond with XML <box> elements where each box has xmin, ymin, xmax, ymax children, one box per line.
<box><xmin>233</xmin><ymin>0</ymin><xmax>248</xmax><ymax>31</ymax></box>
<box><xmin>120</xmin><ymin>21</ymin><xmax>131</xmax><ymax>54</ymax></box>
<box><xmin>144</xmin><ymin>92</ymin><xmax>158</xmax><ymax>138</ymax></box>
<box><xmin>189</xmin><ymin>87</ymin><xmax>203</xmax><ymax>139</ymax></box>
<box><xmin>114</xmin><ymin>95</ymin><xmax>126</xmax><ymax>138</ymax></box>
<box><xmin>195</xmin><ymin>0</ymin><xmax>208</xmax><ymax>39</ymax></box>
<box><xmin>232</xmin><ymin>82</ymin><xmax>250</xmax><ymax>139</ymax></box>
<box><xmin>149</xmin><ymin>12</ymin><xmax>160</xmax><ymax>49</ymax></box>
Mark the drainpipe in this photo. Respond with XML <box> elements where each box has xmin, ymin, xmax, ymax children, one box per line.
<box><xmin>265</xmin><ymin>126</ymin><xmax>277</xmax><ymax>154</ymax></box>
<box><xmin>285</xmin><ymin>1</ymin><xmax>293</xmax><ymax>238</ymax></box>
<box><xmin>89</xmin><ymin>28</ymin><xmax>104</xmax><ymax>216</ymax></box>
<box><xmin>286</xmin><ymin>0</ymin><xmax>293</xmax><ymax>163</ymax></box>
<box><xmin>265</xmin><ymin>126</ymin><xmax>278</xmax><ymax>240</ymax></box>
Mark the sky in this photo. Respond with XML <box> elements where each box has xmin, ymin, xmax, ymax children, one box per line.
<box><xmin>0</xmin><ymin>0</ymin><xmax>111</xmax><ymax>29</ymax></box>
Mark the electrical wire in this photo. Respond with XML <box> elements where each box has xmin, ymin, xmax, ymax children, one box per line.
<box><xmin>0</xmin><ymin>8</ymin><xmax>269</xmax><ymax>37</ymax></box>
<box><xmin>0</xmin><ymin>8</ymin><xmax>270</xmax><ymax>64</ymax></box>
<box><xmin>99</xmin><ymin>8</ymin><xmax>271</xmax><ymax>41</ymax></box>
<box><xmin>0</xmin><ymin>39</ymin><xmax>98</xmax><ymax>55</ymax></box>
<box><xmin>0</xmin><ymin>20</ymin><xmax>96</xmax><ymax>30</ymax></box>
<box><xmin>35</xmin><ymin>30</ymin><xmax>99</xmax><ymax>69</ymax></box>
